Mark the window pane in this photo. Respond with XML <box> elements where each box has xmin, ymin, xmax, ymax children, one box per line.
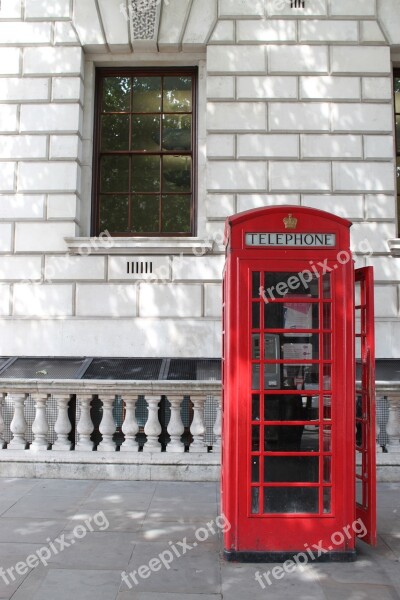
<box><xmin>132</xmin><ymin>115</ymin><xmax>160</xmax><ymax>151</ymax></box>
<box><xmin>264</xmin><ymin>425</ymin><xmax>319</xmax><ymax>452</ymax></box>
<box><xmin>252</xmin><ymin>303</ymin><xmax>260</xmax><ymax>329</ymax></box>
<box><xmin>101</xmin><ymin>115</ymin><xmax>129</xmax><ymax>151</ymax></box>
<box><xmin>163</xmin><ymin>76</ymin><xmax>192</xmax><ymax>112</ymax></box>
<box><xmin>163</xmin><ymin>156</ymin><xmax>191</xmax><ymax>193</ymax></box>
<box><xmin>264</xmin><ymin>394</ymin><xmax>317</xmax><ymax>422</ymax></box>
<box><xmin>132</xmin><ymin>155</ymin><xmax>160</xmax><ymax>192</ymax></box>
<box><xmin>263</xmin><ymin>487</ymin><xmax>318</xmax><ymax>514</ymax></box>
<box><xmin>251</xmin><ymin>487</ymin><xmax>259</xmax><ymax>514</ymax></box>
<box><xmin>252</xmin><ymin>457</ymin><xmax>259</xmax><ymax>483</ymax></box>
<box><xmin>264</xmin><ymin>456</ymin><xmax>319</xmax><ymax>483</ymax></box>
<box><xmin>161</xmin><ymin>194</ymin><xmax>191</xmax><ymax>232</ymax></box>
<box><xmin>131</xmin><ymin>195</ymin><xmax>159</xmax><ymax>233</ymax></box>
<box><xmin>132</xmin><ymin>77</ymin><xmax>161</xmax><ymax>113</ymax></box>
<box><xmin>162</xmin><ymin>115</ymin><xmax>191</xmax><ymax>151</ymax></box>
<box><xmin>102</xmin><ymin>77</ymin><xmax>131</xmax><ymax>112</ymax></box>
<box><xmin>264</xmin><ymin>272</ymin><xmax>319</xmax><ymax>298</ymax></box>
<box><xmin>100</xmin><ymin>156</ymin><xmax>129</xmax><ymax>192</ymax></box>
<box><xmin>396</xmin><ymin>115</ymin><xmax>400</xmax><ymax>153</ymax></box>
<box><xmin>99</xmin><ymin>195</ymin><xmax>128</xmax><ymax>232</ymax></box>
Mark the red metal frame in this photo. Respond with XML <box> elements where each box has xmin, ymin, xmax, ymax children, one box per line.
<box><xmin>355</xmin><ymin>267</ymin><xmax>377</xmax><ymax>546</ymax></box>
<box><xmin>222</xmin><ymin>206</ymin><xmax>375</xmax><ymax>560</ymax></box>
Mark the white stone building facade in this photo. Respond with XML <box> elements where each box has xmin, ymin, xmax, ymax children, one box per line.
<box><xmin>0</xmin><ymin>0</ymin><xmax>399</xmax><ymax>361</ymax></box>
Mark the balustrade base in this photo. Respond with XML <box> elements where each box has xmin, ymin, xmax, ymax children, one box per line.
<box><xmin>0</xmin><ymin>451</ymin><xmax>221</xmax><ymax>481</ymax></box>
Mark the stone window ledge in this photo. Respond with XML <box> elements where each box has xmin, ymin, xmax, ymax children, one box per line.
<box><xmin>65</xmin><ymin>237</ymin><xmax>214</xmax><ymax>256</ymax></box>
<box><xmin>387</xmin><ymin>239</ymin><xmax>400</xmax><ymax>255</ymax></box>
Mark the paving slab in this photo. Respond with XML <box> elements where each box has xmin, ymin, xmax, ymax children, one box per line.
<box><xmin>0</xmin><ymin>478</ymin><xmax>397</xmax><ymax>600</ymax></box>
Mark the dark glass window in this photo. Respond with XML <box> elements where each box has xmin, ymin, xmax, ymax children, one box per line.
<box><xmin>93</xmin><ymin>68</ymin><xmax>196</xmax><ymax>236</ymax></box>
<box><xmin>395</xmin><ymin>71</ymin><xmax>400</xmax><ymax>229</ymax></box>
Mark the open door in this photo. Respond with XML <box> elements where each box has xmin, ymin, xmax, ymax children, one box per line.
<box><xmin>355</xmin><ymin>267</ymin><xmax>376</xmax><ymax>546</ymax></box>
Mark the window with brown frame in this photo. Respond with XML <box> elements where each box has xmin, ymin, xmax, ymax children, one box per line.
<box><xmin>92</xmin><ymin>67</ymin><xmax>197</xmax><ymax>236</ymax></box>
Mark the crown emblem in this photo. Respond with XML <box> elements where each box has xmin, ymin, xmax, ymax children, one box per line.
<box><xmin>283</xmin><ymin>213</ymin><xmax>297</xmax><ymax>229</ymax></box>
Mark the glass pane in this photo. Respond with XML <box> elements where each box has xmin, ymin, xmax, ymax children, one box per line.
<box><xmin>132</xmin><ymin>155</ymin><xmax>160</xmax><ymax>192</ymax></box>
<box><xmin>132</xmin><ymin>115</ymin><xmax>160</xmax><ymax>151</ymax></box>
<box><xmin>281</xmin><ymin>339</ymin><xmax>319</xmax><ymax>362</ymax></box>
<box><xmin>323</xmin><ymin>364</ymin><xmax>331</xmax><ymax>390</ymax></box>
<box><xmin>251</xmin><ymin>487</ymin><xmax>259</xmax><ymax>514</ymax></box>
<box><xmin>264</xmin><ymin>425</ymin><xmax>319</xmax><ymax>452</ymax></box>
<box><xmin>163</xmin><ymin>155</ymin><xmax>191</xmax><ymax>193</ymax></box>
<box><xmin>99</xmin><ymin>195</ymin><xmax>128</xmax><ymax>232</ymax></box>
<box><xmin>323</xmin><ymin>395</ymin><xmax>331</xmax><ymax>420</ymax></box>
<box><xmin>264</xmin><ymin>456</ymin><xmax>319</xmax><ymax>483</ymax></box>
<box><xmin>100</xmin><ymin>156</ymin><xmax>129</xmax><ymax>192</ymax></box>
<box><xmin>252</xmin><ymin>394</ymin><xmax>260</xmax><ymax>421</ymax></box>
<box><xmin>102</xmin><ymin>77</ymin><xmax>130</xmax><ymax>112</ymax></box>
<box><xmin>161</xmin><ymin>194</ymin><xmax>191</xmax><ymax>233</ymax></box>
<box><xmin>263</xmin><ymin>487</ymin><xmax>318</xmax><ymax>514</ymax></box>
<box><xmin>252</xmin><ymin>364</ymin><xmax>260</xmax><ymax>390</ymax></box>
<box><xmin>132</xmin><ymin>77</ymin><xmax>161</xmax><ymax>112</ymax></box>
<box><xmin>163</xmin><ymin>76</ymin><xmax>192</xmax><ymax>112</ymax></box>
<box><xmin>264</xmin><ymin>393</ymin><xmax>307</xmax><ymax>421</ymax></box>
<box><xmin>252</xmin><ymin>334</ymin><xmax>260</xmax><ymax>359</ymax></box>
<box><xmin>322</xmin><ymin>273</ymin><xmax>331</xmax><ymax>299</ymax></box>
<box><xmin>252</xmin><ymin>457</ymin><xmax>259</xmax><ymax>482</ymax></box>
<box><xmin>264</xmin><ymin>362</ymin><xmax>320</xmax><ymax>391</ymax></box>
<box><xmin>131</xmin><ymin>195</ymin><xmax>159</xmax><ymax>233</ymax></box>
<box><xmin>264</xmin><ymin>272</ymin><xmax>319</xmax><ymax>298</ymax></box>
<box><xmin>395</xmin><ymin>86</ymin><xmax>400</xmax><ymax>112</ymax></box>
<box><xmin>323</xmin><ymin>456</ymin><xmax>331</xmax><ymax>483</ymax></box>
<box><xmin>252</xmin><ymin>425</ymin><xmax>260</xmax><ymax>451</ymax></box>
<box><xmin>162</xmin><ymin>115</ymin><xmax>191</xmax><ymax>151</ymax></box>
<box><xmin>264</xmin><ymin>303</ymin><xmax>318</xmax><ymax>330</ymax></box>
<box><xmin>356</xmin><ymin>479</ymin><xmax>363</xmax><ymax>504</ymax></box>
<box><xmin>252</xmin><ymin>272</ymin><xmax>261</xmax><ymax>298</ymax></box>
<box><xmin>396</xmin><ymin>115</ymin><xmax>400</xmax><ymax>152</ymax></box>
<box><xmin>252</xmin><ymin>303</ymin><xmax>260</xmax><ymax>329</ymax></box>
<box><xmin>101</xmin><ymin>114</ymin><xmax>129</xmax><ymax>151</ymax></box>
<box><xmin>323</xmin><ymin>303</ymin><xmax>331</xmax><ymax>329</ymax></box>
<box><xmin>323</xmin><ymin>334</ymin><xmax>331</xmax><ymax>360</ymax></box>
<box><xmin>355</xmin><ymin>281</ymin><xmax>361</xmax><ymax>306</ymax></box>
<box><xmin>323</xmin><ymin>426</ymin><xmax>331</xmax><ymax>451</ymax></box>
<box><xmin>323</xmin><ymin>488</ymin><xmax>331</xmax><ymax>513</ymax></box>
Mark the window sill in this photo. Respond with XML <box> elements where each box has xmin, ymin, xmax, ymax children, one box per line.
<box><xmin>65</xmin><ymin>237</ymin><xmax>214</xmax><ymax>256</ymax></box>
<box><xmin>387</xmin><ymin>239</ymin><xmax>400</xmax><ymax>255</ymax></box>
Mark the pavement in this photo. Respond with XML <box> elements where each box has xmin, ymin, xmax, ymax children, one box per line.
<box><xmin>0</xmin><ymin>478</ymin><xmax>398</xmax><ymax>600</ymax></box>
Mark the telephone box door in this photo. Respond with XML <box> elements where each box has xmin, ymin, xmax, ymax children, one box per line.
<box><xmin>355</xmin><ymin>267</ymin><xmax>376</xmax><ymax>546</ymax></box>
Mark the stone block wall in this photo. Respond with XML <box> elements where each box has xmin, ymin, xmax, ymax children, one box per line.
<box><xmin>0</xmin><ymin>0</ymin><xmax>399</xmax><ymax>357</ymax></box>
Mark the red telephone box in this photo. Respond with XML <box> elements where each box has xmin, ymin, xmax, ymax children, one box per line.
<box><xmin>222</xmin><ymin>206</ymin><xmax>376</xmax><ymax>561</ymax></box>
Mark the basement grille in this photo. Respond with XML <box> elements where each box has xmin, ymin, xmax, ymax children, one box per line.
<box><xmin>291</xmin><ymin>0</ymin><xmax>305</xmax><ymax>7</ymax></box>
<box><xmin>127</xmin><ymin>261</ymin><xmax>153</xmax><ymax>275</ymax></box>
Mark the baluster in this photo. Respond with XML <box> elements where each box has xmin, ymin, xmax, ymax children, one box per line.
<box><xmin>0</xmin><ymin>393</ymin><xmax>5</xmax><ymax>449</ymax></box>
<box><xmin>166</xmin><ymin>395</ymin><xmax>185</xmax><ymax>453</ymax></box>
<box><xmin>76</xmin><ymin>394</ymin><xmax>94</xmax><ymax>451</ymax></box>
<box><xmin>376</xmin><ymin>395</ymin><xmax>389</xmax><ymax>452</ymax></box>
<box><xmin>98</xmin><ymin>395</ymin><xmax>117</xmax><ymax>452</ymax></box>
<box><xmin>386</xmin><ymin>396</ymin><xmax>400</xmax><ymax>452</ymax></box>
<box><xmin>120</xmin><ymin>395</ymin><xmax>139</xmax><ymax>452</ymax></box>
<box><xmin>31</xmin><ymin>393</ymin><xmax>49</xmax><ymax>451</ymax></box>
<box><xmin>213</xmin><ymin>395</ymin><xmax>222</xmax><ymax>453</ymax></box>
<box><xmin>190</xmin><ymin>395</ymin><xmax>207</xmax><ymax>453</ymax></box>
<box><xmin>143</xmin><ymin>395</ymin><xmax>161</xmax><ymax>452</ymax></box>
<box><xmin>53</xmin><ymin>394</ymin><xmax>72</xmax><ymax>451</ymax></box>
<box><xmin>8</xmin><ymin>393</ymin><xmax>27</xmax><ymax>450</ymax></box>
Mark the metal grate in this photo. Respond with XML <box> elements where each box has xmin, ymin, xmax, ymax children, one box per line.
<box><xmin>3</xmin><ymin>394</ymin><xmax>58</xmax><ymax>447</ymax></box>
<box><xmin>290</xmin><ymin>0</ymin><xmax>305</xmax><ymax>7</ymax></box>
<box><xmin>167</xmin><ymin>359</ymin><xmax>221</xmax><ymax>381</ymax></box>
<box><xmin>83</xmin><ymin>358</ymin><xmax>163</xmax><ymax>380</ymax></box>
<box><xmin>0</xmin><ymin>358</ymin><xmax>88</xmax><ymax>379</ymax></box>
<box><xmin>0</xmin><ymin>358</ymin><xmax>13</xmax><ymax>375</ymax></box>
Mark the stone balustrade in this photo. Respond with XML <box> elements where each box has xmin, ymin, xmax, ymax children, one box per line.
<box><xmin>0</xmin><ymin>380</ymin><xmax>399</xmax><ymax>483</ymax></box>
<box><xmin>0</xmin><ymin>380</ymin><xmax>221</xmax><ymax>455</ymax></box>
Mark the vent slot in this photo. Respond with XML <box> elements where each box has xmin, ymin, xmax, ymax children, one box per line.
<box><xmin>290</xmin><ymin>0</ymin><xmax>305</xmax><ymax>7</ymax></box>
<box><xmin>127</xmin><ymin>261</ymin><xmax>153</xmax><ymax>275</ymax></box>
